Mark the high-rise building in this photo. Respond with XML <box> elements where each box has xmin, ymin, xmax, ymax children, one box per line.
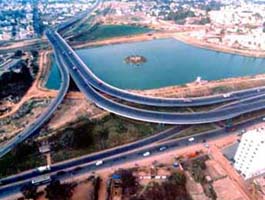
<box><xmin>234</xmin><ymin>128</ymin><xmax>265</xmax><ymax>179</ymax></box>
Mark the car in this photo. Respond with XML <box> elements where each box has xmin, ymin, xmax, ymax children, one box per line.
<box><xmin>95</xmin><ymin>160</ymin><xmax>103</xmax><ymax>166</ymax></box>
<box><xmin>262</xmin><ymin>117</ymin><xmax>265</xmax><ymax>121</ymax></box>
<box><xmin>204</xmin><ymin>143</ymin><xmax>209</xmax><ymax>148</ymax></box>
<box><xmin>142</xmin><ymin>151</ymin><xmax>151</xmax><ymax>157</ymax></box>
<box><xmin>223</xmin><ymin>93</ymin><xmax>231</xmax><ymax>98</ymax></box>
<box><xmin>37</xmin><ymin>165</ymin><xmax>51</xmax><ymax>173</ymax></box>
<box><xmin>188</xmin><ymin>137</ymin><xmax>195</xmax><ymax>142</ymax></box>
<box><xmin>159</xmin><ymin>146</ymin><xmax>168</xmax><ymax>151</ymax></box>
<box><xmin>73</xmin><ymin>66</ymin><xmax>77</xmax><ymax>70</ymax></box>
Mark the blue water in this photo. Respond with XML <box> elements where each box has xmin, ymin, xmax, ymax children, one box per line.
<box><xmin>45</xmin><ymin>58</ymin><xmax>61</xmax><ymax>90</ymax></box>
<box><xmin>45</xmin><ymin>38</ymin><xmax>265</xmax><ymax>90</ymax></box>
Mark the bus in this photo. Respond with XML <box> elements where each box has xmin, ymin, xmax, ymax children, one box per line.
<box><xmin>31</xmin><ymin>175</ymin><xmax>51</xmax><ymax>185</ymax></box>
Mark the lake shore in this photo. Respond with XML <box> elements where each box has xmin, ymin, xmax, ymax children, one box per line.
<box><xmin>73</xmin><ymin>31</ymin><xmax>265</xmax><ymax>59</ymax></box>
<box><xmin>174</xmin><ymin>33</ymin><xmax>265</xmax><ymax>59</ymax></box>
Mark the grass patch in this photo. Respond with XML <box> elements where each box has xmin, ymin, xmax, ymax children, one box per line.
<box><xmin>212</xmin><ymin>86</ymin><xmax>232</xmax><ymax>94</ymax></box>
<box><xmin>70</xmin><ymin>24</ymin><xmax>151</xmax><ymax>42</ymax></box>
<box><xmin>172</xmin><ymin>124</ymin><xmax>217</xmax><ymax>139</ymax></box>
<box><xmin>49</xmin><ymin>114</ymin><xmax>169</xmax><ymax>162</ymax></box>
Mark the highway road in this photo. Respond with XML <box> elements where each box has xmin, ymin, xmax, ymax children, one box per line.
<box><xmin>56</xmin><ymin>0</ymin><xmax>102</xmax><ymax>33</ymax></box>
<box><xmin>0</xmin><ymin>126</ymin><xmax>187</xmax><ymax>187</ymax></box>
<box><xmin>1</xmin><ymin>115</ymin><xmax>264</xmax><ymax>199</ymax></box>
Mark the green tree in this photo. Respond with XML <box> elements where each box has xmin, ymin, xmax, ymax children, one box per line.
<box><xmin>21</xmin><ymin>183</ymin><xmax>38</xmax><ymax>200</ymax></box>
<box><xmin>171</xmin><ymin>171</ymin><xmax>186</xmax><ymax>185</ymax></box>
<box><xmin>14</xmin><ymin>50</ymin><xmax>23</xmax><ymax>57</ymax></box>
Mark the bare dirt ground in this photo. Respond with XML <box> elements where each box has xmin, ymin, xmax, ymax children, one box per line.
<box><xmin>131</xmin><ymin>75</ymin><xmax>265</xmax><ymax>98</ymax></box>
<box><xmin>0</xmin><ymin>99</ymin><xmax>51</xmax><ymax>143</ymax></box>
<box><xmin>174</xmin><ymin>32</ymin><xmax>265</xmax><ymax>58</ymax></box>
<box><xmin>0</xmin><ymin>38</ymin><xmax>42</xmax><ymax>51</ymax></box>
<box><xmin>0</xmin><ymin>51</ymin><xmax>57</xmax><ymax>120</ymax></box>
<box><xmin>71</xmin><ymin>180</ymin><xmax>95</xmax><ymax>200</ymax></box>
<box><xmin>47</xmin><ymin>95</ymin><xmax>108</xmax><ymax>131</ymax></box>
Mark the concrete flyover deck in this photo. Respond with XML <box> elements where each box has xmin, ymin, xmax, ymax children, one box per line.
<box><xmin>46</xmin><ymin>29</ymin><xmax>265</xmax><ymax>125</ymax></box>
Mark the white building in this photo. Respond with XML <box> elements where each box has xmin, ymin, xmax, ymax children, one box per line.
<box><xmin>234</xmin><ymin>129</ymin><xmax>265</xmax><ymax>179</ymax></box>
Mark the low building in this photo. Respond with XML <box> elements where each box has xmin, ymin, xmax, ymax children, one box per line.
<box><xmin>234</xmin><ymin>128</ymin><xmax>265</xmax><ymax>179</ymax></box>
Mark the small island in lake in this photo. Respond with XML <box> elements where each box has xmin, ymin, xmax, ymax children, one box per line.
<box><xmin>125</xmin><ymin>55</ymin><xmax>147</xmax><ymax>65</ymax></box>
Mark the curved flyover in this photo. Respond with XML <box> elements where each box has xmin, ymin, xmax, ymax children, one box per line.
<box><xmin>54</xmin><ymin>31</ymin><xmax>265</xmax><ymax>107</ymax></box>
<box><xmin>49</xmin><ymin>33</ymin><xmax>265</xmax><ymax>124</ymax></box>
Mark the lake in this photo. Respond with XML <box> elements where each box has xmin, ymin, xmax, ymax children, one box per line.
<box><xmin>45</xmin><ymin>38</ymin><xmax>265</xmax><ymax>90</ymax></box>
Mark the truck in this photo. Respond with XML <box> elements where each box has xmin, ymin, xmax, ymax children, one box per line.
<box><xmin>37</xmin><ymin>165</ymin><xmax>51</xmax><ymax>173</ymax></box>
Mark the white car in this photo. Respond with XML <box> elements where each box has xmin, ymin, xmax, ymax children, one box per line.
<box><xmin>143</xmin><ymin>151</ymin><xmax>151</xmax><ymax>157</ymax></box>
<box><xmin>95</xmin><ymin>160</ymin><xmax>103</xmax><ymax>166</ymax></box>
<box><xmin>159</xmin><ymin>146</ymin><xmax>167</xmax><ymax>151</ymax></box>
<box><xmin>188</xmin><ymin>137</ymin><xmax>195</xmax><ymax>142</ymax></box>
<box><xmin>37</xmin><ymin>165</ymin><xmax>51</xmax><ymax>173</ymax></box>
<box><xmin>223</xmin><ymin>93</ymin><xmax>231</xmax><ymax>98</ymax></box>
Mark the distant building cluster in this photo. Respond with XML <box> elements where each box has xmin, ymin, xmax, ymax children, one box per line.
<box><xmin>208</xmin><ymin>2</ymin><xmax>265</xmax><ymax>50</ymax></box>
<box><xmin>39</xmin><ymin>0</ymin><xmax>94</xmax><ymax>27</ymax></box>
<box><xmin>106</xmin><ymin>0</ymin><xmax>265</xmax><ymax>51</ymax></box>
<box><xmin>0</xmin><ymin>0</ymin><xmax>35</xmax><ymax>40</ymax></box>
<box><xmin>0</xmin><ymin>0</ymin><xmax>94</xmax><ymax>41</ymax></box>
